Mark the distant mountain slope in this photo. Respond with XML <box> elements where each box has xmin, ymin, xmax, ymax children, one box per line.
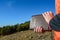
<box><xmin>0</xmin><ymin>30</ymin><xmax>53</xmax><ymax>40</ymax></box>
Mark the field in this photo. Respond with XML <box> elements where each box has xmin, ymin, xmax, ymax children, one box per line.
<box><xmin>0</xmin><ymin>30</ymin><xmax>53</xmax><ymax>40</ymax></box>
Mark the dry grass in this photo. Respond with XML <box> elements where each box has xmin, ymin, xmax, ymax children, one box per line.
<box><xmin>0</xmin><ymin>30</ymin><xmax>53</xmax><ymax>40</ymax></box>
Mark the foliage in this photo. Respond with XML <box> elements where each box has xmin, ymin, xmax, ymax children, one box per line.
<box><xmin>0</xmin><ymin>21</ymin><xmax>30</xmax><ymax>35</ymax></box>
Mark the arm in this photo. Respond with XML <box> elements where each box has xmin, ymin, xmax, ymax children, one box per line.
<box><xmin>49</xmin><ymin>14</ymin><xmax>60</xmax><ymax>30</ymax></box>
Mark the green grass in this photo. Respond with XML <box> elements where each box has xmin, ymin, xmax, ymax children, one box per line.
<box><xmin>0</xmin><ymin>30</ymin><xmax>53</xmax><ymax>40</ymax></box>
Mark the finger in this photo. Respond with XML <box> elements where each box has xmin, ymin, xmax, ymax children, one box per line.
<box><xmin>49</xmin><ymin>11</ymin><xmax>54</xmax><ymax>15</ymax></box>
<box><xmin>42</xmin><ymin>13</ymin><xmax>45</xmax><ymax>17</ymax></box>
<box><xmin>39</xmin><ymin>27</ymin><xmax>41</xmax><ymax>32</ymax></box>
<box><xmin>44</xmin><ymin>12</ymin><xmax>47</xmax><ymax>16</ymax></box>
<box><xmin>49</xmin><ymin>11</ymin><xmax>54</xmax><ymax>17</ymax></box>
<box><xmin>49</xmin><ymin>11</ymin><xmax>54</xmax><ymax>16</ymax></box>
<box><xmin>37</xmin><ymin>27</ymin><xmax>40</xmax><ymax>32</ymax></box>
<box><xmin>35</xmin><ymin>27</ymin><xmax>38</xmax><ymax>32</ymax></box>
<box><xmin>47</xmin><ymin>11</ymin><xmax>50</xmax><ymax>15</ymax></box>
<box><xmin>40</xmin><ymin>27</ymin><xmax>43</xmax><ymax>32</ymax></box>
<box><xmin>34</xmin><ymin>28</ymin><xmax>36</xmax><ymax>32</ymax></box>
<box><xmin>42</xmin><ymin>12</ymin><xmax>46</xmax><ymax>18</ymax></box>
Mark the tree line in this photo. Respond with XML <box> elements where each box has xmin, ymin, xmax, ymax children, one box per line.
<box><xmin>0</xmin><ymin>21</ymin><xmax>30</xmax><ymax>36</ymax></box>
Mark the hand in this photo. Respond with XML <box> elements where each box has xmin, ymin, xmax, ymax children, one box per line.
<box><xmin>34</xmin><ymin>11</ymin><xmax>54</xmax><ymax>33</ymax></box>
<box><xmin>42</xmin><ymin>11</ymin><xmax>54</xmax><ymax>24</ymax></box>
<box><xmin>34</xmin><ymin>26</ymin><xmax>45</xmax><ymax>33</ymax></box>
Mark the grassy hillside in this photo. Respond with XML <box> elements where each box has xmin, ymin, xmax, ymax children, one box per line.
<box><xmin>0</xmin><ymin>30</ymin><xmax>53</xmax><ymax>40</ymax></box>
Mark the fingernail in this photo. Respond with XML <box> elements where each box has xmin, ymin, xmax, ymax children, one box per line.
<box><xmin>49</xmin><ymin>11</ymin><xmax>52</xmax><ymax>13</ymax></box>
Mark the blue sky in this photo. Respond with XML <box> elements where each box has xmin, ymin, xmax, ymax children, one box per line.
<box><xmin>0</xmin><ymin>0</ymin><xmax>55</xmax><ymax>27</ymax></box>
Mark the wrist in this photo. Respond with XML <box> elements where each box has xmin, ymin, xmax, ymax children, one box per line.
<box><xmin>48</xmin><ymin>24</ymin><xmax>51</xmax><ymax>30</ymax></box>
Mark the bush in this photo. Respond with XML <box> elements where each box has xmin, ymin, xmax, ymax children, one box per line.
<box><xmin>0</xmin><ymin>21</ymin><xmax>30</xmax><ymax>35</ymax></box>
<box><xmin>16</xmin><ymin>21</ymin><xmax>30</xmax><ymax>32</ymax></box>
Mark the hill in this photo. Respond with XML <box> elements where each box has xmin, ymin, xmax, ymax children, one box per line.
<box><xmin>0</xmin><ymin>30</ymin><xmax>53</xmax><ymax>40</ymax></box>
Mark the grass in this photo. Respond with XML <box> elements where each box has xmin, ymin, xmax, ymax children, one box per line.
<box><xmin>0</xmin><ymin>30</ymin><xmax>53</xmax><ymax>40</ymax></box>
